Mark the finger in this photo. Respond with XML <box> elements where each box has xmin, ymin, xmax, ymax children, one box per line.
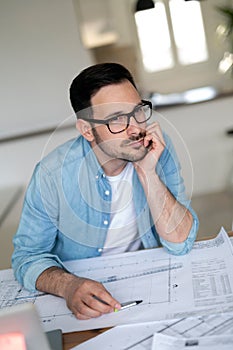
<box><xmin>85</xmin><ymin>295</ymin><xmax>113</xmax><ymax>313</ymax></box>
<box><xmin>143</xmin><ymin>135</ymin><xmax>153</xmax><ymax>149</ymax></box>
<box><xmin>147</xmin><ymin>122</ymin><xmax>164</xmax><ymax>141</ymax></box>
<box><xmin>146</xmin><ymin>126</ymin><xmax>165</xmax><ymax>148</ymax></box>
<box><xmin>93</xmin><ymin>289</ymin><xmax>121</xmax><ymax>311</ymax></box>
<box><xmin>73</xmin><ymin>301</ymin><xmax>103</xmax><ymax>319</ymax></box>
<box><xmin>146</xmin><ymin>121</ymin><xmax>160</xmax><ymax>131</ymax></box>
<box><xmin>75</xmin><ymin>313</ymin><xmax>91</xmax><ymax>320</ymax></box>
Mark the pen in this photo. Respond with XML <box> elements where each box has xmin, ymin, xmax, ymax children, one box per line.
<box><xmin>93</xmin><ymin>296</ymin><xmax>143</xmax><ymax>312</ymax></box>
<box><xmin>93</xmin><ymin>295</ymin><xmax>109</xmax><ymax>305</ymax></box>
<box><xmin>114</xmin><ymin>300</ymin><xmax>143</xmax><ymax>312</ymax></box>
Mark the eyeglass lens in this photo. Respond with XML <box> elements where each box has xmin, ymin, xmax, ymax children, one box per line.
<box><xmin>108</xmin><ymin>104</ymin><xmax>151</xmax><ymax>133</ymax></box>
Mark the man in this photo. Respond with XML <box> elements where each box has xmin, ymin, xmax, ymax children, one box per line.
<box><xmin>12</xmin><ymin>63</ymin><xmax>199</xmax><ymax>320</ymax></box>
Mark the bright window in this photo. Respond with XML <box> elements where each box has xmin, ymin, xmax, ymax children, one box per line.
<box><xmin>134</xmin><ymin>2</ymin><xmax>174</xmax><ymax>72</ymax></box>
<box><xmin>134</xmin><ymin>0</ymin><xmax>209</xmax><ymax>72</ymax></box>
<box><xmin>169</xmin><ymin>0</ymin><xmax>208</xmax><ymax>65</ymax></box>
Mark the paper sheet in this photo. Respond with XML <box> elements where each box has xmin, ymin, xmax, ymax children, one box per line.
<box><xmin>152</xmin><ymin>333</ymin><xmax>233</xmax><ymax>350</ymax></box>
<box><xmin>72</xmin><ymin>312</ymin><xmax>233</xmax><ymax>349</ymax></box>
<box><xmin>1</xmin><ymin>228</ymin><xmax>233</xmax><ymax>333</ymax></box>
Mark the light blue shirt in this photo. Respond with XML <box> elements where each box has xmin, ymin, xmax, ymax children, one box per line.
<box><xmin>12</xmin><ymin>134</ymin><xmax>199</xmax><ymax>291</ymax></box>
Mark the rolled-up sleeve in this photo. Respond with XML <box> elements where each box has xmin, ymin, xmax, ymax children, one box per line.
<box><xmin>159</xmin><ymin>206</ymin><xmax>199</xmax><ymax>255</ymax></box>
<box><xmin>12</xmin><ymin>164</ymin><xmax>65</xmax><ymax>291</ymax></box>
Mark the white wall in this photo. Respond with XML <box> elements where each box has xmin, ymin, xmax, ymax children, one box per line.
<box><xmin>159</xmin><ymin>95</ymin><xmax>233</xmax><ymax>196</ymax></box>
<box><xmin>0</xmin><ymin>0</ymin><xmax>93</xmax><ymax>138</ymax></box>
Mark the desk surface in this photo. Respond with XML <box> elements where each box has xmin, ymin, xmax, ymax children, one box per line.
<box><xmin>62</xmin><ymin>231</ymin><xmax>233</xmax><ymax>350</ymax></box>
<box><xmin>63</xmin><ymin>328</ymin><xmax>110</xmax><ymax>350</ymax></box>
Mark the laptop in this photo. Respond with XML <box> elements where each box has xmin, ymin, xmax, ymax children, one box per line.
<box><xmin>0</xmin><ymin>303</ymin><xmax>62</xmax><ymax>350</ymax></box>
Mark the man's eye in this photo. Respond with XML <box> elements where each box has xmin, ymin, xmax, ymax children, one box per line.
<box><xmin>135</xmin><ymin>105</ymin><xmax>143</xmax><ymax>113</ymax></box>
<box><xmin>110</xmin><ymin>115</ymin><xmax>126</xmax><ymax>124</ymax></box>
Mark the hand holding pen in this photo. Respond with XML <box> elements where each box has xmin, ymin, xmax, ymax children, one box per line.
<box><xmin>62</xmin><ymin>271</ymin><xmax>142</xmax><ymax>319</ymax></box>
<box><xmin>63</xmin><ymin>275</ymin><xmax>121</xmax><ymax>320</ymax></box>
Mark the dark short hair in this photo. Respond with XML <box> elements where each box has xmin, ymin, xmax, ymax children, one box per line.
<box><xmin>69</xmin><ymin>62</ymin><xmax>137</xmax><ymax>116</ymax></box>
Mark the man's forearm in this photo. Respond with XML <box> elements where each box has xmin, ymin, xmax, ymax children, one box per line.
<box><xmin>35</xmin><ymin>266</ymin><xmax>75</xmax><ymax>299</ymax></box>
<box><xmin>138</xmin><ymin>170</ymin><xmax>193</xmax><ymax>243</ymax></box>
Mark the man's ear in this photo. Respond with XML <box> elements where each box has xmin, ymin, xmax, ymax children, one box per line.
<box><xmin>76</xmin><ymin>119</ymin><xmax>94</xmax><ymax>142</ymax></box>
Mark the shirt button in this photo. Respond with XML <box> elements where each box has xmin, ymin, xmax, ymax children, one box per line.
<box><xmin>105</xmin><ymin>190</ymin><xmax>110</xmax><ymax>196</ymax></box>
<box><xmin>103</xmin><ymin>220</ymin><xmax>108</xmax><ymax>225</ymax></box>
<box><xmin>95</xmin><ymin>175</ymin><xmax>99</xmax><ymax>179</ymax></box>
<box><xmin>98</xmin><ymin>248</ymin><xmax>103</xmax><ymax>253</ymax></box>
<box><xmin>102</xmin><ymin>174</ymin><xmax>106</xmax><ymax>178</ymax></box>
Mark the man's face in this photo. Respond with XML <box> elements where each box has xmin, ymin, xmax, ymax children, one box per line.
<box><xmin>89</xmin><ymin>81</ymin><xmax>149</xmax><ymax>163</ymax></box>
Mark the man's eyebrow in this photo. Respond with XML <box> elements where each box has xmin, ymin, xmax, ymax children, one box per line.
<box><xmin>103</xmin><ymin>102</ymin><xmax>142</xmax><ymax>120</ymax></box>
<box><xmin>103</xmin><ymin>110</ymin><xmax>124</xmax><ymax>120</ymax></box>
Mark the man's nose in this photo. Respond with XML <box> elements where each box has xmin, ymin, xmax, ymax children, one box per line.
<box><xmin>126</xmin><ymin>115</ymin><xmax>142</xmax><ymax>135</ymax></box>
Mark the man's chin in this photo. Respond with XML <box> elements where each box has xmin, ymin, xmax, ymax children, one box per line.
<box><xmin>119</xmin><ymin>149</ymin><xmax>148</xmax><ymax>162</ymax></box>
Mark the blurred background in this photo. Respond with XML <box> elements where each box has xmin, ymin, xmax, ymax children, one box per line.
<box><xmin>0</xmin><ymin>0</ymin><xmax>233</xmax><ymax>268</ymax></box>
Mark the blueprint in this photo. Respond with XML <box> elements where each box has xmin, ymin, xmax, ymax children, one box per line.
<box><xmin>1</xmin><ymin>227</ymin><xmax>233</xmax><ymax>333</ymax></box>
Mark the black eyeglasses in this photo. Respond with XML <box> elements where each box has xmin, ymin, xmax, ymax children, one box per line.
<box><xmin>79</xmin><ymin>100</ymin><xmax>152</xmax><ymax>134</ymax></box>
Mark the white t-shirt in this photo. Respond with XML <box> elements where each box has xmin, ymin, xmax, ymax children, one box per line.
<box><xmin>102</xmin><ymin>162</ymin><xmax>141</xmax><ymax>256</ymax></box>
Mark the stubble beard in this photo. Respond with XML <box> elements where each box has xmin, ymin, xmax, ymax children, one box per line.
<box><xmin>92</xmin><ymin>128</ymin><xmax>148</xmax><ymax>162</ymax></box>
